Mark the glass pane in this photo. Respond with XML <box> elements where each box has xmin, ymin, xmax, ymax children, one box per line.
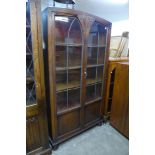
<box><xmin>68</xmin><ymin>88</ymin><xmax>80</xmax><ymax>108</ymax></box>
<box><xmin>56</xmin><ymin>46</ymin><xmax>67</xmax><ymax>68</ymax></box>
<box><xmin>55</xmin><ymin>16</ymin><xmax>82</xmax><ymax>113</ymax></box>
<box><xmin>56</xmin><ymin>70</ymin><xmax>67</xmax><ymax>91</ymax></box>
<box><xmin>68</xmin><ymin>47</ymin><xmax>82</xmax><ymax>67</ymax></box>
<box><xmin>86</xmin><ymin>67</ymin><xmax>96</xmax><ymax>84</ymax></box>
<box><xmin>98</xmin><ymin>25</ymin><xmax>106</xmax><ymax>45</ymax></box>
<box><xmin>86</xmin><ymin>85</ymin><xmax>96</xmax><ymax>102</ymax></box>
<box><xmin>26</xmin><ymin>0</ymin><xmax>36</xmax><ymax>106</ymax></box>
<box><xmin>98</xmin><ymin>47</ymin><xmax>105</xmax><ymax>64</ymax></box>
<box><xmin>57</xmin><ymin>91</ymin><xmax>67</xmax><ymax>112</ymax></box>
<box><xmin>26</xmin><ymin>82</ymin><xmax>36</xmax><ymax>105</ymax></box>
<box><xmin>55</xmin><ymin>16</ymin><xmax>82</xmax><ymax>44</ymax></box>
<box><xmin>85</xmin><ymin>22</ymin><xmax>107</xmax><ymax>104</ymax></box>
<box><xmin>97</xmin><ymin>66</ymin><xmax>103</xmax><ymax>81</ymax></box>
<box><xmin>88</xmin><ymin>23</ymin><xmax>98</xmax><ymax>45</ymax></box>
<box><xmin>87</xmin><ymin>47</ymin><xmax>97</xmax><ymax>65</ymax></box>
<box><xmin>88</xmin><ymin>22</ymin><xmax>107</xmax><ymax>46</ymax></box>
<box><xmin>96</xmin><ymin>83</ymin><xmax>102</xmax><ymax>98</ymax></box>
<box><xmin>68</xmin><ymin>69</ymin><xmax>81</xmax><ymax>89</ymax></box>
<box><xmin>68</xmin><ymin>18</ymin><xmax>82</xmax><ymax>44</ymax></box>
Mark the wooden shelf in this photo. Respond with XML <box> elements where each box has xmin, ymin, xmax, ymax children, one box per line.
<box><xmin>56</xmin><ymin>66</ymin><xmax>81</xmax><ymax>71</ymax></box>
<box><xmin>85</xmin><ymin>97</ymin><xmax>102</xmax><ymax>106</ymax></box>
<box><xmin>57</xmin><ymin>104</ymin><xmax>80</xmax><ymax>116</ymax></box>
<box><xmin>56</xmin><ymin>81</ymin><xmax>80</xmax><ymax>92</ymax></box>
<box><xmin>56</xmin><ymin>79</ymin><xmax>102</xmax><ymax>92</ymax></box>
<box><xmin>86</xmin><ymin>79</ymin><xmax>102</xmax><ymax>85</ymax></box>
<box><xmin>87</xmin><ymin>45</ymin><xmax>106</xmax><ymax>48</ymax></box>
<box><xmin>87</xmin><ymin>64</ymin><xmax>104</xmax><ymax>68</ymax></box>
<box><xmin>55</xmin><ymin>42</ymin><xmax>83</xmax><ymax>47</ymax></box>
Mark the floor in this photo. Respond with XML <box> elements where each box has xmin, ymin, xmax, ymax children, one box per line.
<box><xmin>52</xmin><ymin>123</ymin><xmax>129</xmax><ymax>155</ymax></box>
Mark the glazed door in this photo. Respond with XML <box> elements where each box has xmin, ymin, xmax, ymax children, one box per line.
<box><xmin>84</xmin><ymin>21</ymin><xmax>108</xmax><ymax>124</ymax></box>
<box><xmin>54</xmin><ymin>15</ymin><xmax>84</xmax><ymax>136</ymax></box>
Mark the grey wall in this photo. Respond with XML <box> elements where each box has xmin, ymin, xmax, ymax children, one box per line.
<box><xmin>41</xmin><ymin>0</ymin><xmax>129</xmax><ymax>22</ymax></box>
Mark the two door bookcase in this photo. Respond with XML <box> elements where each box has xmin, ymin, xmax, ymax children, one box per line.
<box><xmin>42</xmin><ymin>7</ymin><xmax>111</xmax><ymax>148</ymax></box>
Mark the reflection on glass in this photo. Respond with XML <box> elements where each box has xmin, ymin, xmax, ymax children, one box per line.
<box><xmin>88</xmin><ymin>31</ymin><xmax>98</xmax><ymax>45</ymax></box>
<box><xmin>86</xmin><ymin>67</ymin><xmax>96</xmax><ymax>84</ymax></box>
<box><xmin>68</xmin><ymin>47</ymin><xmax>82</xmax><ymax>67</ymax></box>
<box><xmin>57</xmin><ymin>91</ymin><xmax>67</xmax><ymax>112</ymax></box>
<box><xmin>98</xmin><ymin>47</ymin><xmax>105</xmax><ymax>64</ymax></box>
<box><xmin>68</xmin><ymin>88</ymin><xmax>80</xmax><ymax>108</ymax></box>
<box><xmin>87</xmin><ymin>47</ymin><xmax>97</xmax><ymax>65</ymax></box>
<box><xmin>98</xmin><ymin>26</ymin><xmax>106</xmax><ymax>45</ymax></box>
<box><xmin>55</xmin><ymin>16</ymin><xmax>82</xmax><ymax>44</ymax></box>
<box><xmin>56</xmin><ymin>70</ymin><xmax>67</xmax><ymax>91</ymax></box>
<box><xmin>88</xmin><ymin>22</ymin><xmax>106</xmax><ymax>46</ymax></box>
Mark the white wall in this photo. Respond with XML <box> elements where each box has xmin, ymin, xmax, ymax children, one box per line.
<box><xmin>111</xmin><ymin>20</ymin><xmax>129</xmax><ymax>36</ymax></box>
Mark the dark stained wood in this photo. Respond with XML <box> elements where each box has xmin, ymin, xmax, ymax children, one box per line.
<box><xmin>42</xmin><ymin>7</ymin><xmax>111</xmax><ymax>148</ymax></box>
<box><xmin>100</xmin><ymin>27</ymin><xmax>111</xmax><ymax>117</ymax></box>
<box><xmin>78</xmin><ymin>15</ymin><xmax>95</xmax><ymax>128</ymax></box>
<box><xmin>26</xmin><ymin>104</ymin><xmax>38</xmax><ymax>118</ymax></box>
<box><xmin>47</xmin><ymin>7</ymin><xmax>112</xmax><ymax>27</ymax></box>
<box><xmin>102</xmin><ymin>57</ymin><xmax>129</xmax><ymax>120</ymax></box>
<box><xmin>47</xmin><ymin>11</ymin><xmax>58</xmax><ymax>140</ymax></box>
<box><xmin>110</xmin><ymin>62</ymin><xmax>129</xmax><ymax>138</ymax></box>
<box><xmin>58</xmin><ymin>110</ymin><xmax>80</xmax><ymax>136</ymax></box>
<box><xmin>84</xmin><ymin>101</ymin><xmax>101</xmax><ymax>124</ymax></box>
<box><xmin>26</xmin><ymin>116</ymin><xmax>41</xmax><ymax>152</ymax></box>
<box><xmin>27</xmin><ymin>147</ymin><xmax>51</xmax><ymax>155</ymax></box>
<box><xmin>26</xmin><ymin>0</ymin><xmax>51</xmax><ymax>154</ymax></box>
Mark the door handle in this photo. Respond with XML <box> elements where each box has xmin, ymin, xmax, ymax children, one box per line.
<box><xmin>84</xmin><ymin>71</ymin><xmax>87</xmax><ymax>78</ymax></box>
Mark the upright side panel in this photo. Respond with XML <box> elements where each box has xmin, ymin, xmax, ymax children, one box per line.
<box><xmin>100</xmin><ymin>26</ymin><xmax>112</xmax><ymax>117</ymax></box>
<box><xmin>26</xmin><ymin>0</ymin><xmax>50</xmax><ymax>154</ymax></box>
<box><xmin>47</xmin><ymin>11</ymin><xmax>58</xmax><ymax>140</ymax></box>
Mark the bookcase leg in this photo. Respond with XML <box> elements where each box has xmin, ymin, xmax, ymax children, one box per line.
<box><xmin>52</xmin><ymin>144</ymin><xmax>59</xmax><ymax>151</ymax></box>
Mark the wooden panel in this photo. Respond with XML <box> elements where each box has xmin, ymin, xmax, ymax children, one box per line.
<box><xmin>102</xmin><ymin>57</ymin><xmax>129</xmax><ymax>119</ymax></box>
<box><xmin>26</xmin><ymin>104</ymin><xmax>38</xmax><ymax>118</ymax></box>
<box><xmin>26</xmin><ymin>0</ymin><xmax>51</xmax><ymax>154</ymax></box>
<box><xmin>84</xmin><ymin>101</ymin><xmax>101</xmax><ymax>124</ymax></box>
<box><xmin>123</xmin><ymin>104</ymin><xmax>129</xmax><ymax>137</ymax></box>
<box><xmin>26</xmin><ymin>116</ymin><xmax>41</xmax><ymax>153</ymax></box>
<box><xmin>110</xmin><ymin>62</ymin><xmax>129</xmax><ymax>138</ymax></box>
<box><xmin>57</xmin><ymin>110</ymin><xmax>80</xmax><ymax>136</ymax></box>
